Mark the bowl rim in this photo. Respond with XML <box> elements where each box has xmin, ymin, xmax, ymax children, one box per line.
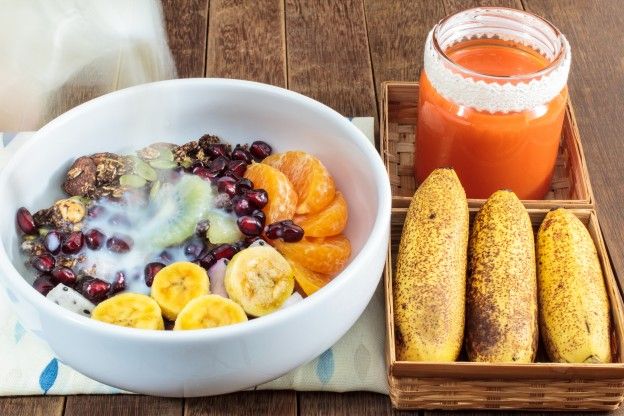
<box><xmin>0</xmin><ymin>78</ymin><xmax>391</xmax><ymax>342</ymax></box>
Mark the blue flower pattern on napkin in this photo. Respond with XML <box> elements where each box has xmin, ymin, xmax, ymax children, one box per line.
<box><xmin>39</xmin><ymin>358</ymin><xmax>58</xmax><ymax>394</ymax></box>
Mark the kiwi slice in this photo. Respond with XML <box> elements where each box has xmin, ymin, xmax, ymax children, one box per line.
<box><xmin>143</xmin><ymin>175</ymin><xmax>215</xmax><ymax>248</ymax></box>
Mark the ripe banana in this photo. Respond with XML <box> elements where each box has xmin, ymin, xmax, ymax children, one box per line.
<box><xmin>151</xmin><ymin>261</ymin><xmax>210</xmax><ymax>321</ymax></box>
<box><xmin>466</xmin><ymin>190</ymin><xmax>538</xmax><ymax>363</ymax></box>
<box><xmin>92</xmin><ymin>293</ymin><xmax>164</xmax><ymax>330</ymax></box>
<box><xmin>537</xmin><ymin>208</ymin><xmax>611</xmax><ymax>363</ymax></box>
<box><xmin>225</xmin><ymin>245</ymin><xmax>294</xmax><ymax>316</ymax></box>
<box><xmin>394</xmin><ymin>168</ymin><xmax>468</xmax><ymax>362</ymax></box>
<box><xmin>174</xmin><ymin>294</ymin><xmax>248</xmax><ymax>330</ymax></box>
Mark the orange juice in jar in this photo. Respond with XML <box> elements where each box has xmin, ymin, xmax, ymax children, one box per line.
<box><xmin>416</xmin><ymin>8</ymin><xmax>571</xmax><ymax>199</ymax></box>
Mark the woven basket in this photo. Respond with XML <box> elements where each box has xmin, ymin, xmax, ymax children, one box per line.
<box><xmin>385</xmin><ymin>207</ymin><xmax>624</xmax><ymax>411</ymax></box>
<box><xmin>381</xmin><ymin>81</ymin><xmax>594</xmax><ymax>209</ymax></box>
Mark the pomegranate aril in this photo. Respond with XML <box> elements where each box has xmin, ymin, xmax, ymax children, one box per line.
<box><xmin>111</xmin><ymin>271</ymin><xmax>126</xmax><ymax>293</ymax></box>
<box><xmin>208</xmin><ymin>156</ymin><xmax>229</xmax><ymax>174</ymax></box>
<box><xmin>207</xmin><ymin>143</ymin><xmax>229</xmax><ymax>159</ymax></box>
<box><xmin>16</xmin><ymin>207</ymin><xmax>37</xmax><ymax>235</ymax></box>
<box><xmin>246</xmin><ymin>189</ymin><xmax>268</xmax><ymax>208</ymax></box>
<box><xmin>227</xmin><ymin>160</ymin><xmax>247</xmax><ymax>177</ymax></box>
<box><xmin>281</xmin><ymin>223</ymin><xmax>304</xmax><ymax>242</ymax></box>
<box><xmin>87</xmin><ymin>205</ymin><xmax>106</xmax><ymax>219</ymax></box>
<box><xmin>230</xmin><ymin>145</ymin><xmax>253</xmax><ymax>164</ymax></box>
<box><xmin>232</xmin><ymin>195</ymin><xmax>254</xmax><ymax>216</ymax></box>
<box><xmin>243</xmin><ymin>236</ymin><xmax>264</xmax><ymax>247</ymax></box>
<box><xmin>80</xmin><ymin>277</ymin><xmax>111</xmax><ymax>303</ymax></box>
<box><xmin>184</xmin><ymin>242</ymin><xmax>204</xmax><ymax>259</ymax></box>
<box><xmin>237</xmin><ymin>215</ymin><xmax>263</xmax><ymax>236</ymax></box>
<box><xmin>33</xmin><ymin>275</ymin><xmax>56</xmax><ymax>296</ymax></box>
<box><xmin>44</xmin><ymin>230</ymin><xmax>62</xmax><ymax>254</ymax></box>
<box><xmin>250</xmin><ymin>141</ymin><xmax>272</xmax><ymax>160</ymax></box>
<box><xmin>62</xmin><ymin>231</ymin><xmax>84</xmax><ymax>254</ymax></box>
<box><xmin>192</xmin><ymin>166</ymin><xmax>219</xmax><ymax>182</ymax></box>
<box><xmin>211</xmin><ymin>244</ymin><xmax>238</xmax><ymax>261</ymax></box>
<box><xmin>198</xmin><ymin>252</ymin><xmax>216</xmax><ymax>270</ymax></box>
<box><xmin>236</xmin><ymin>178</ymin><xmax>254</xmax><ymax>194</ymax></box>
<box><xmin>85</xmin><ymin>228</ymin><xmax>105</xmax><ymax>250</ymax></box>
<box><xmin>159</xmin><ymin>250</ymin><xmax>173</xmax><ymax>262</ymax></box>
<box><xmin>144</xmin><ymin>262</ymin><xmax>165</xmax><ymax>287</ymax></box>
<box><xmin>251</xmin><ymin>209</ymin><xmax>266</xmax><ymax>226</ymax></box>
<box><xmin>51</xmin><ymin>267</ymin><xmax>77</xmax><ymax>285</ymax></box>
<box><xmin>217</xmin><ymin>176</ymin><xmax>238</xmax><ymax>196</ymax></box>
<box><xmin>108</xmin><ymin>213</ymin><xmax>131</xmax><ymax>227</ymax></box>
<box><xmin>106</xmin><ymin>235</ymin><xmax>133</xmax><ymax>254</ymax></box>
<box><xmin>265</xmin><ymin>223</ymin><xmax>283</xmax><ymax>240</ymax></box>
<box><xmin>32</xmin><ymin>253</ymin><xmax>56</xmax><ymax>273</ymax></box>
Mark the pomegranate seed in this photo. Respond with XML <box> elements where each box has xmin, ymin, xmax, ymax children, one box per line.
<box><xmin>236</xmin><ymin>178</ymin><xmax>254</xmax><ymax>194</ymax></box>
<box><xmin>237</xmin><ymin>215</ymin><xmax>263</xmax><ymax>236</ymax></box>
<box><xmin>51</xmin><ymin>267</ymin><xmax>77</xmax><ymax>286</ymax></box>
<box><xmin>251</xmin><ymin>209</ymin><xmax>266</xmax><ymax>227</ymax></box>
<box><xmin>81</xmin><ymin>277</ymin><xmax>111</xmax><ymax>303</ymax></box>
<box><xmin>243</xmin><ymin>236</ymin><xmax>264</xmax><ymax>247</ymax></box>
<box><xmin>184</xmin><ymin>241</ymin><xmax>204</xmax><ymax>259</ymax></box>
<box><xmin>144</xmin><ymin>262</ymin><xmax>165</xmax><ymax>287</ymax></box>
<box><xmin>84</xmin><ymin>228</ymin><xmax>105</xmax><ymax>250</ymax></box>
<box><xmin>44</xmin><ymin>230</ymin><xmax>62</xmax><ymax>254</ymax></box>
<box><xmin>106</xmin><ymin>235</ymin><xmax>133</xmax><ymax>254</ymax></box>
<box><xmin>265</xmin><ymin>223</ymin><xmax>283</xmax><ymax>240</ymax></box>
<box><xmin>198</xmin><ymin>252</ymin><xmax>216</xmax><ymax>270</ymax></box>
<box><xmin>62</xmin><ymin>231</ymin><xmax>84</xmax><ymax>254</ymax></box>
<box><xmin>111</xmin><ymin>271</ymin><xmax>126</xmax><ymax>293</ymax></box>
<box><xmin>108</xmin><ymin>213</ymin><xmax>131</xmax><ymax>227</ymax></box>
<box><xmin>208</xmin><ymin>156</ymin><xmax>229</xmax><ymax>174</ymax></box>
<box><xmin>16</xmin><ymin>207</ymin><xmax>37</xmax><ymax>235</ymax></box>
<box><xmin>227</xmin><ymin>160</ymin><xmax>247</xmax><ymax>177</ymax></box>
<box><xmin>207</xmin><ymin>143</ymin><xmax>229</xmax><ymax>159</ymax></box>
<box><xmin>196</xmin><ymin>220</ymin><xmax>210</xmax><ymax>236</ymax></box>
<box><xmin>281</xmin><ymin>222</ymin><xmax>304</xmax><ymax>242</ymax></box>
<box><xmin>32</xmin><ymin>253</ymin><xmax>56</xmax><ymax>273</ymax></box>
<box><xmin>250</xmin><ymin>141</ymin><xmax>272</xmax><ymax>160</ymax></box>
<box><xmin>87</xmin><ymin>205</ymin><xmax>106</xmax><ymax>219</ymax></box>
<box><xmin>246</xmin><ymin>189</ymin><xmax>268</xmax><ymax>208</ymax></box>
<box><xmin>159</xmin><ymin>251</ymin><xmax>173</xmax><ymax>262</ymax></box>
<box><xmin>230</xmin><ymin>145</ymin><xmax>253</xmax><ymax>164</ymax></box>
<box><xmin>33</xmin><ymin>275</ymin><xmax>56</xmax><ymax>296</ymax></box>
<box><xmin>232</xmin><ymin>195</ymin><xmax>254</xmax><ymax>216</ymax></box>
<box><xmin>217</xmin><ymin>176</ymin><xmax>238</xmax><ymax>196</ymax></box>
<box><xmin>211</xmin><ymin>244</ymin><xmax>238</xmax><ymax>261</ymax></box>
<box><xmin>192</xmin><ymin>166</ymin><xmax>219</xmax><ymax>182</ymax></box>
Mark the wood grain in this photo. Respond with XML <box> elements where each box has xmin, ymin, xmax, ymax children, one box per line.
<box><xmin>298</xmin><ymin>392</ymin><xmax>393</xmax><ymax>415</ymax></box>
<box><xmin>206</xmin><ymin>0</ymin><xmax>286</xmax><ymax>86</ymax></box>
<box><xmin>522</xmin><ymin>0</ymin><xmax>624</xmax><ymax>284</ymax></box>
<box><xmin>186</xmin><ymin>390</ymin><xmax>296</xmax><ymax>415</ymax></box>
<box><xmin>162</xmin><ymin>0</ymin><xmax>209</xmax><ymax>78</ymax></box>
<box><xmin>0</xmin><ymin>397</ymin><xmax>64</xmax><ymax>416</ymax></box>
<box><xmin>442</xmin><ymin>0</ymin><xmax>522</xmax><ymax>12</ymax></box>
<box><xmin>286</xmin><ymin>0</ymin><xmax>376</xmax><ymax>117</ymax></box>
<box><xmin>63</xmin><ymin>395</ymin><xmax>182</xmax><ymax>416</ymax></box>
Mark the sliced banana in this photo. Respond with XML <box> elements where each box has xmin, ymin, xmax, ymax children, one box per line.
<box><xmin>151</xmin><ymin>261</ymin><xmax>210</xmax><ymax>320</ymax></box>
<box><xmin>92</xmin><ymin>293</ymin><xmax>164</xmax><ymax>330</ymax></box>
<box><xmin>174</xmin><ymin>294</ymin><xmax>248</xmax><ymax>330</ymax></box>
<box><xmin>224</xmin><ymin>245</ymin><xmax>294</xmax><ymax>317</ymax></box>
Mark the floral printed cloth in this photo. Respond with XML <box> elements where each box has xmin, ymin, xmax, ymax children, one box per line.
<box><xmin>0</xmin><ymin>118</ymin><xmax>389</xmax><ymax>395</ymax></box>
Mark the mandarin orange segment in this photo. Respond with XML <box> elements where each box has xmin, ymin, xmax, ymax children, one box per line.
<box><xmin>287</xmin><ymin>259</ymin><xmax>333</xmax><ymax>296</ymax></box>
<box><xmin>262</xmin><ymin>151</ymin><xmax>336</xmax><ymax>215</ymax></box>
<box><xmin>274</xmin><ymin>234</ymin><xmax>351</xmax><ymax>275</ymax></box>
<box><xmin>244</xmin><ymin>163</ymin><xmax>297</xmax><ymax>224</ymax></box>
<box><xmin>294</xmin><ymin>192</ymin><xmax>348</xmax><ymax>237</ymax></box>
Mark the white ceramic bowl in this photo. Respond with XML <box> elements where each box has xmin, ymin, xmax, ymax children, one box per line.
<box><xmin>0</xmin><ymin>79</ymin><xmax>390</xmax><ymax>396</ymax></box>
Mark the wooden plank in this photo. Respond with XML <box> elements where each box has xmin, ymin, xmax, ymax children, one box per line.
<box><xmin>64</xmin><ymin>395</ymin><xmax>183</xmax><ymax>416</ymax></box>
<box><xmin>442</xmin><ymin>0</ymin><xmax>523</xmax><ymax>13</ymax></box>
<box><xmin>0</xmin><ymin>397</ymin><xmax>64</xmax><ymax>416</ymax></box>
<box><xmin>162</xmin><ymin>0</ymin><xmax>209</xmax><ymax>78</ymax></box>
<box><xmin>185</xmin><ymin>390</ymin><xmax>296</xmax><ymax>416</ymax></box>
<box><xmin>521</xmin><ymin>0</ymin><xmax>624</xmax><ymax>283</ymax></box>
<box><xmin>286</xmin><ymin>0</ymin><xmax>376</xmax><ymax>117</ymax></box>
<box><xmin>206</xmin><ymin>0</ymin><xmax>286</xmax><ymax>86</ymax></box>
<box><xmin>298</xmin><ymin>392</ymin><xmax>393</xmax><ymax>416</ymax></box>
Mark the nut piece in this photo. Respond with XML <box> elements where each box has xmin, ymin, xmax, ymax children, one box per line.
<box><xmin>91</xmin><ymin>152</ymin><xmax>131</xmax><ymax>185</ymax></box>
<box><xmin>54</xmin><ymin>198</ymin><xmax>86</xmax><ymax>224</ymax></box>
<box><xmin>63</xmin><ymin>156</ymin><xmax>97</xmax><ymax>196</ymax></box>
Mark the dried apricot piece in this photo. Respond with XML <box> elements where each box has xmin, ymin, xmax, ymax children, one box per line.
<box><xmin>294</xmin><ymin>192</ymin><xmax>348</xmax><ymax>237</ymax></box>
<box><xmin>263</xmin><ymin>151</ymin><xmax>335</xmax><ymax>215</ymax></box>
<box><xmin>274</xmin><ymin>234</ymin><xmax>351</xmax><ymax>275</ymax></box>
<box><xmin>287</xmin><ymin>259</ymin><xmax>333</xmax><ymax>296</ymax></box>
<box><xmin>244</xmin><ymin>163</ymin><xmax>297</xmax><ymax>224</ymax></box>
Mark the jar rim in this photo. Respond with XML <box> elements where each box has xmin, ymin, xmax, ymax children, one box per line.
<box><xmin>432</xmin><ymin>7</ymin><xmax>567</xmax><ymax>81</ymax></box>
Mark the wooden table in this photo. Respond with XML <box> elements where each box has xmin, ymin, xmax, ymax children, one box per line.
<box><xmin>3</xmin><ymin>0</ymin><xmax>623</xmax><ymax>415</ymax></box>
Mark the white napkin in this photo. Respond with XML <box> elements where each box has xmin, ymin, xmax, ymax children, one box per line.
<box><xmin>0</xmin><ymin>117</ymin><xmax>389</xmax><ymax>395</ymax></box>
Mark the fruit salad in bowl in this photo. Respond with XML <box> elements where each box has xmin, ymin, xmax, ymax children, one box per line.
<box><xmin>0</xmin><ymin>79</ymin><xmax>390</xmax><ymax>396</ymax></box>
<box><xmin>15</xmin><ymin>134</ymin><xmax>351</xmax><ymax>331</ymax></box>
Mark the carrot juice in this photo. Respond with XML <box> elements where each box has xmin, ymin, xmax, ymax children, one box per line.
<box><xmin>416</xmin><ymin>8</ymin><xmax>571</xmax><ymax>199</ymax></box>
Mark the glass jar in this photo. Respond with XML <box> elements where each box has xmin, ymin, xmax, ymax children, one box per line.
<box><xmin>416</xmin><ymin>7</ymin><xmax>571</xmax><ymax>199</ymax></box>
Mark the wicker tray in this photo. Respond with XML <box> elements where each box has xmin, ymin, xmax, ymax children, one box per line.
<box><xmin>385</xmin><ymin>207</ymin><xmax>624</xmax><ymax>411</ymax></box>
<box><xmin>381</xmin><ymin>81</ymin><xmax>594</xmax><ymax>209</ymax></box>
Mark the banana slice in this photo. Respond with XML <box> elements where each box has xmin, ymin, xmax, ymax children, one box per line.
<box><xmin>174</xmin><ymin>294</ymin><xmax>248</xmax><ymax>330</ymax></box>
<box><xmin>151</xmin><ymin>261</ymin><xmax>210</xmax><ymax>320</ymax></box>
<box><xmin>92</xmin><ymin>293</ymin><xmax>164</xmax><ymax>330</ymax></box>
<box><xmin>224</xmin><ymin>245</ymin><xmax>295</xmax><ymax>317</ymax></box>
